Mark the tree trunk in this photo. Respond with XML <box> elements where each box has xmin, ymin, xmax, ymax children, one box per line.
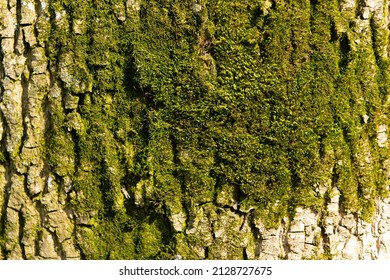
<box><xmin>1</xmin><ymin>0</ymin><xmax>390</xmax><ymax>260</ymax></box>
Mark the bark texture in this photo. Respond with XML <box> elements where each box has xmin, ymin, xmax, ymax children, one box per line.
<box><xmin>1</xmin><ymin>0</ymin><xmax>390</xmax><ymax>259</ymax></box>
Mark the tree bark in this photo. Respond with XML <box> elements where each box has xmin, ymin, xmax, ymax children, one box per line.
<box><xmin>1</xmin><ymin>0</ymin><xmax>390</xmax><ymax>260</ymax></box>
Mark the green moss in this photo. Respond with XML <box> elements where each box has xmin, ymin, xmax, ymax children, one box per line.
<box><xmin>46</xmin><ymin>132</ymin><xmax>75</xmax><ymax>176</ymax></box>
<box><xmin>0</xmin><ymin>153</ymin><xmax>5</xmax><ymax>163</ymax></box>
<box><xmin>39</xmin><ymin>0</ymin><xmax>390</xmax><ymax>259</ymax></box>
<box><xmin>174</xmin><ymin>233</ymin><xmax>201</xmax><ymax>259</ymax></box>
<box><xmin>135</xmin><ymin>222</ymin><xmax>163</xmax><ymax>259</ymax></box>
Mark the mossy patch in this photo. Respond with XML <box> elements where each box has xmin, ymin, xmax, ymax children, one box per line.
<box><xmin>39</xmin><ymin>0</ymin><xmax>390</xmax><ymax>258</ymax></box>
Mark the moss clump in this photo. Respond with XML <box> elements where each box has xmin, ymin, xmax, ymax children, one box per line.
<box><xmin>39</xmin><ymin>0</ymin><xmax>390</xmax><ymax>259</ymax></box>
<box><xmin>0</xmin><ymin>153</ymin><xmax>6</xmax><ymax>163</ymax></box>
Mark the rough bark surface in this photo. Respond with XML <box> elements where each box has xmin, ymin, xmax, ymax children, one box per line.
<box><xmin>1</xmin><ymin>0</ymin><xmax>390</xmax><ymax>260</ymax></box>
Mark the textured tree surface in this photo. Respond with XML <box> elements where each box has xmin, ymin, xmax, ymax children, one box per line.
<box><xmin>1</xmin><ymin>0</ymin><xmax>390</xmax><ymax>260</ymax></box>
